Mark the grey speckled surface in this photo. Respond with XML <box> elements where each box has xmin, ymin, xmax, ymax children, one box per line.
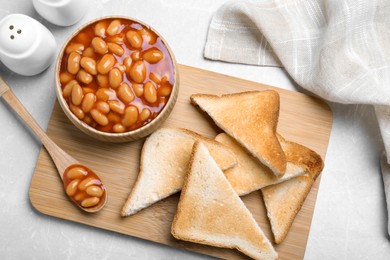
<box><xmin>0</xmin><ymin>0</ymin><xmax>389</xmax><ymax>259</ymax></box>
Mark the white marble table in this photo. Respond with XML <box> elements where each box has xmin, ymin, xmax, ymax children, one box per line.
<box><xmin>0</xmin><ymin>0</ymin><xmax>389</xmax><ymax>259</ymax></box>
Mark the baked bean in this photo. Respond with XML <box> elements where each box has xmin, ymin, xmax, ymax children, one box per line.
<box><xmin>71</xmin><ymin>83</ymin><xmax>83</xmax><ymax>106</ymax></box>
<box><xmin>97</xmin><ymin>74</ymin><xmax>109</xmax><ymax>88</ymax></box>
<box><xmin>129</xmin><ymin>60</ymin><xmax>146</xmax><ymax>83</ymax></box>
<box><xmin>131</xmin><ymin>50</ymin><xmax>140</xmax><ymax>61</ymax></box>
<box><xmin>66</xmin><ymin>166</ymin><xmax>87</xmax><ymax>179</ymax></box>
<box><xmin>76</xmin><ymin>32</ymin><xmax>89</xmax><ymax>46</ymax></box>
<box><xmin>94</xmin><ymin>21</ymin><xmax>107</xmax><ymax>37</ymax></box>
<box><xmin>97</xmin><ymin>54</ymin><xmax>116</xmax><ymax>74</ymax></box>
<box><xmin>67</xmin><ymin>52</ymin><xmax>81</xmax><ymax>74</ymax></box>
<box><xmin>82</xmin><ymin>47</ymin><xmax>95</xmax><ymax>58</ymax></box>
<box><xmin>107</xmin><ymin>112</ymin><xmax>121</xmax><ymax>123</ymax></box>
<box><xmin>126</xmin><ymin>30</ymin><xmax>143</xmax><ymax>49</ymax></box>
<box><xmin>74</xmin><ymin>192</ymin><xmax>88</xmax><ymax>202</ymax></box>
<box><xmin>143</xmin><ymin>48</ymin><xmax>163</xmax><ymax>64</ymax></box>
<box><xmin>82</xmin><ymin>87</ymin><xmax>95</xmax><ymax>94</ymax></box>
<box><xmin>108</xmin><ymin>42</ymin><xmax>124</xmax><ymax>56</ymax></box>
<box><xmin>144</xmin><ymin>82</ymin><xmax>157</xmax><ymax>103</ymax></box>
<box><xmin>60</xmin><ymin>71</ymin><xmax>74</xmax><ymax>84</ymax></box>
<box><xmin>158</xmin><ymin>84</ymin><xmax>172</xmax><ymax>96</ymax></box>
<box><xmin>66</xmin><ymin>43</ymin><xmax>84</xmax><ymax>54</ymax></box>
<box><xmin>78</xmin><ymin>177</ymin><xmax>99</xmax><ymax>191</ymax></box>
<box><xmin>108</xmin><ymin>100</ymin><xmax>125</xmax><ymax>114</ymax></box>
<box><xmin>149</xmin><ymin>72</ymin><xmax>161</xmax><ymax>84</ymax></box>
<box><xmin>81</xmin><ymin>197</ymin><xmax>100</xmax><ymax>208</ymax></box>
<box><xmin>116</xmin><ymin>64</ymin><xmax>126</xmax><ymax>74</ymax></box>
<box><xmin>131</xmin><ymin>83</ymin><xmax>144</xmax><ymax>97</ymax></box>
<box><xmin>95</xmin><ymin>88</ymin><xmax>112</xmax><ymax>101</ymax></box>
<box><xmin>66</xmin><ymin>179</ymin><xmax>80</xmax><ymax>196</ymax></box>
<box><xmin>117</xmin><ymin>83</ymin><xmax>134</xmax><ymax>104</ymax></box>
<box><xmin>113</xmin><ymin>123</ymin><xmax>126</xmax><ymax>133</ymax></box>
<box><xmin>86</xmin><ymin>185</ymin><xmax>103</xmax><ymax>197</ymax></box>
<box><xmin>83</xmin><ymin>115</ymin><xmax>93</xmax><ymax>125</ymax></box>
<box><xmin>122</xmin><ymin>106</ymin><xmax>138</xmax><ymax>127</ymax></box>
<box><xmin>107</xmin><ymin>19</ymin><xmax>121</xmax><ymax>36</ymax></box>
<box><xmin>161</xmin><ymin>75</ymin><xmax>170</xmax><ymax>83</ymax></box>
<box><xmin>69</xmin><ymin>103</ymin><xmax>85</xmax><ymax>120</ymax></box>
<box><xmin>77</xmin><ymin>69</ymin><xmax>93</xmax><ymax>84</ymax></box>
<box><xmin>123</xmin><ymin>56</ymin><xmax>132</xmax><ymax>73</ymax></box>
<box><xmin>62</xmin><ymin>80</ymin><xmax>77</xmax><ymax>98</ymax></box>
<box><xmin>139</xmin><ymin>108</ymin><xmax>151</xmax><ymax>121</ymax></box>
<box><xmin>140</xmin><ymin>28</ymin><xmax>157</xmax><ymax>44</ymax></box>
<box><xmin>90</xmin><ymin>109</ymin><xmax>109</xmax><ymax>126</ymax></box>
<box><xmin>81</xmin><ymin>93</ymin><xmax>95</xmax><ymax>113</ymax></box>
<box><xmin>96</xmin><ymin>101</ymin><xmax>110</xmax><ymax>114</ymax></box>
<box><xmin>108</xmin><ymin>68</ymin><xmax>122</xmax><ymax>88</ymax></box>
<box><xmin>106</xmin><ymin>35</ymin><xmax>124</xmax><ymax>44</ymax></box>
<box><xmin>91</xmin><ymin>37</ymin><xmax>108</xmax><ymax>55</ymax></box>
<box><xmin>80</xmin><ymin>57</ymin><xmax>97</xmax><ymax>75</ymax></box>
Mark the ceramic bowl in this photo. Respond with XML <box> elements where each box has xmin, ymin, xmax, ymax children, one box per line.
<box><xmin>55</xmin><ymin>16</ymin><xmax>179</xmax><ymax>142</ymax></box>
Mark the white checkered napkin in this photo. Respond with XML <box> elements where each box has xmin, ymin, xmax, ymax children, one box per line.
<box><xmin>205</xmin><ymin>0</ymin><xmax>390</xmax><ymax>233</ymax></box>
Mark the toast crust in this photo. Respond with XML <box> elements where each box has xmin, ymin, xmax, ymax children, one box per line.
<box><xmin>261</xmin><ymin>134</ymin><xmax>324</xmax><ymax>244</ymax></box>
<box><xmin>191</xmin><ymin>90</ymin><xmax>286</xmax><ymax>177</ymax></box>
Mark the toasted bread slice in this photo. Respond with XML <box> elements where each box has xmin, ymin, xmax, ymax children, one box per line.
<box><xmin>191</xmin><ymin>90</ymin><xmax>286</xmax><ymax>177</ymax></box>
<box><xmin>171</xmin><ymin>142</ymin><xmax>277</xmax><ymax>260</ymax></box>
<box><xmin>215</xmin><ymin>133</ymin><xmax>306</xmax><ymax>196</ymax></box>
<box><xmin>121</xmin><ymin>128</ymin><xmax>237</xmax><ymax>216</ymax></box>
<box><xmin>261</xmin><ymin>135</ymin><xmax>324</xmax><ymax>244</ymax></box>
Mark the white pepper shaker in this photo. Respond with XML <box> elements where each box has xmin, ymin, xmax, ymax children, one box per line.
<box><xmin>0</xmin><ymin>14</ymin><xmax>56</xmax><ymax>76</ymax></box>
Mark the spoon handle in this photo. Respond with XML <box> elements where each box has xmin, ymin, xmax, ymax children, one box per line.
<box><xmin>0</xmin><ymin>76</ymin><xmax>9</xmax><ymax>96</ymax></box>
<box><xmin>0</xmin><ymin>77</ymin><xmax>74</xmax><ymax>177</ymax></box>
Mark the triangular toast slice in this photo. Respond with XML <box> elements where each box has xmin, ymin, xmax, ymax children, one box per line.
<box><xmin>191</xmin><ymin>90</ymin><xmax>286</xmax><ymax>177</ymax></box>
<box><xmin>215</xmin><ymin>133</ymin><xmax>306</xmax><ymax>196</ymax></box>
<box><xmin>171</xmin><ymin>142</ymin><xmax>277</xmax><ymax>260</ymax></box>
<box><xmin>261</xmin><ymin>135</ymin><xmax>324</xmax><ymax>244</ymax></box>
<box><xmin>121</xmin><ymin>128</ymin><xmax>237</xmax><ymax>216</ymax></box>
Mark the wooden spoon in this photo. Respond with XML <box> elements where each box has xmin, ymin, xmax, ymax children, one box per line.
<box><xmin>0</xmin><ymin>76</ymin><xmax>107</xmax><ymax>213</ymax></box>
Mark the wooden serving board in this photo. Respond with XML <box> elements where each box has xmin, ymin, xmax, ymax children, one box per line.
<box><xmin>29</xmin><ymin>64</ymin><xmax>332</xmax><ymax>259</ymax></box>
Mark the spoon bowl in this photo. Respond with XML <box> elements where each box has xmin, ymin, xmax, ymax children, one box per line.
<box><xmin>0</xmin><ymin>76</ymin><xmax>107</xmax><ymax>213</ymax></box>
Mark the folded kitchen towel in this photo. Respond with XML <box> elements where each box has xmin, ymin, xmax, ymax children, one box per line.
<box><xmin>204</xmin><ymin>0</ymin><xmax>390</xmax><ymax>234</ymax></box>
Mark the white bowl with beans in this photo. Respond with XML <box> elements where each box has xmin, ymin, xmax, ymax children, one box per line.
<box><xmin>55</xmin><ymin>16</ymin><xmax>179</xmax><ymax>142</ymax></box>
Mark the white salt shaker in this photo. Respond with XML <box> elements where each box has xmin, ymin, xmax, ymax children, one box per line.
<box><xmin>32</xmin><ymin>0</ymin><xmax>89</xmax><ymax>27</ymax></box>
<box><xmin>0</xmin><ymin>14</ymin><xmax>56</xmax><ymax>76</ymax></box>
